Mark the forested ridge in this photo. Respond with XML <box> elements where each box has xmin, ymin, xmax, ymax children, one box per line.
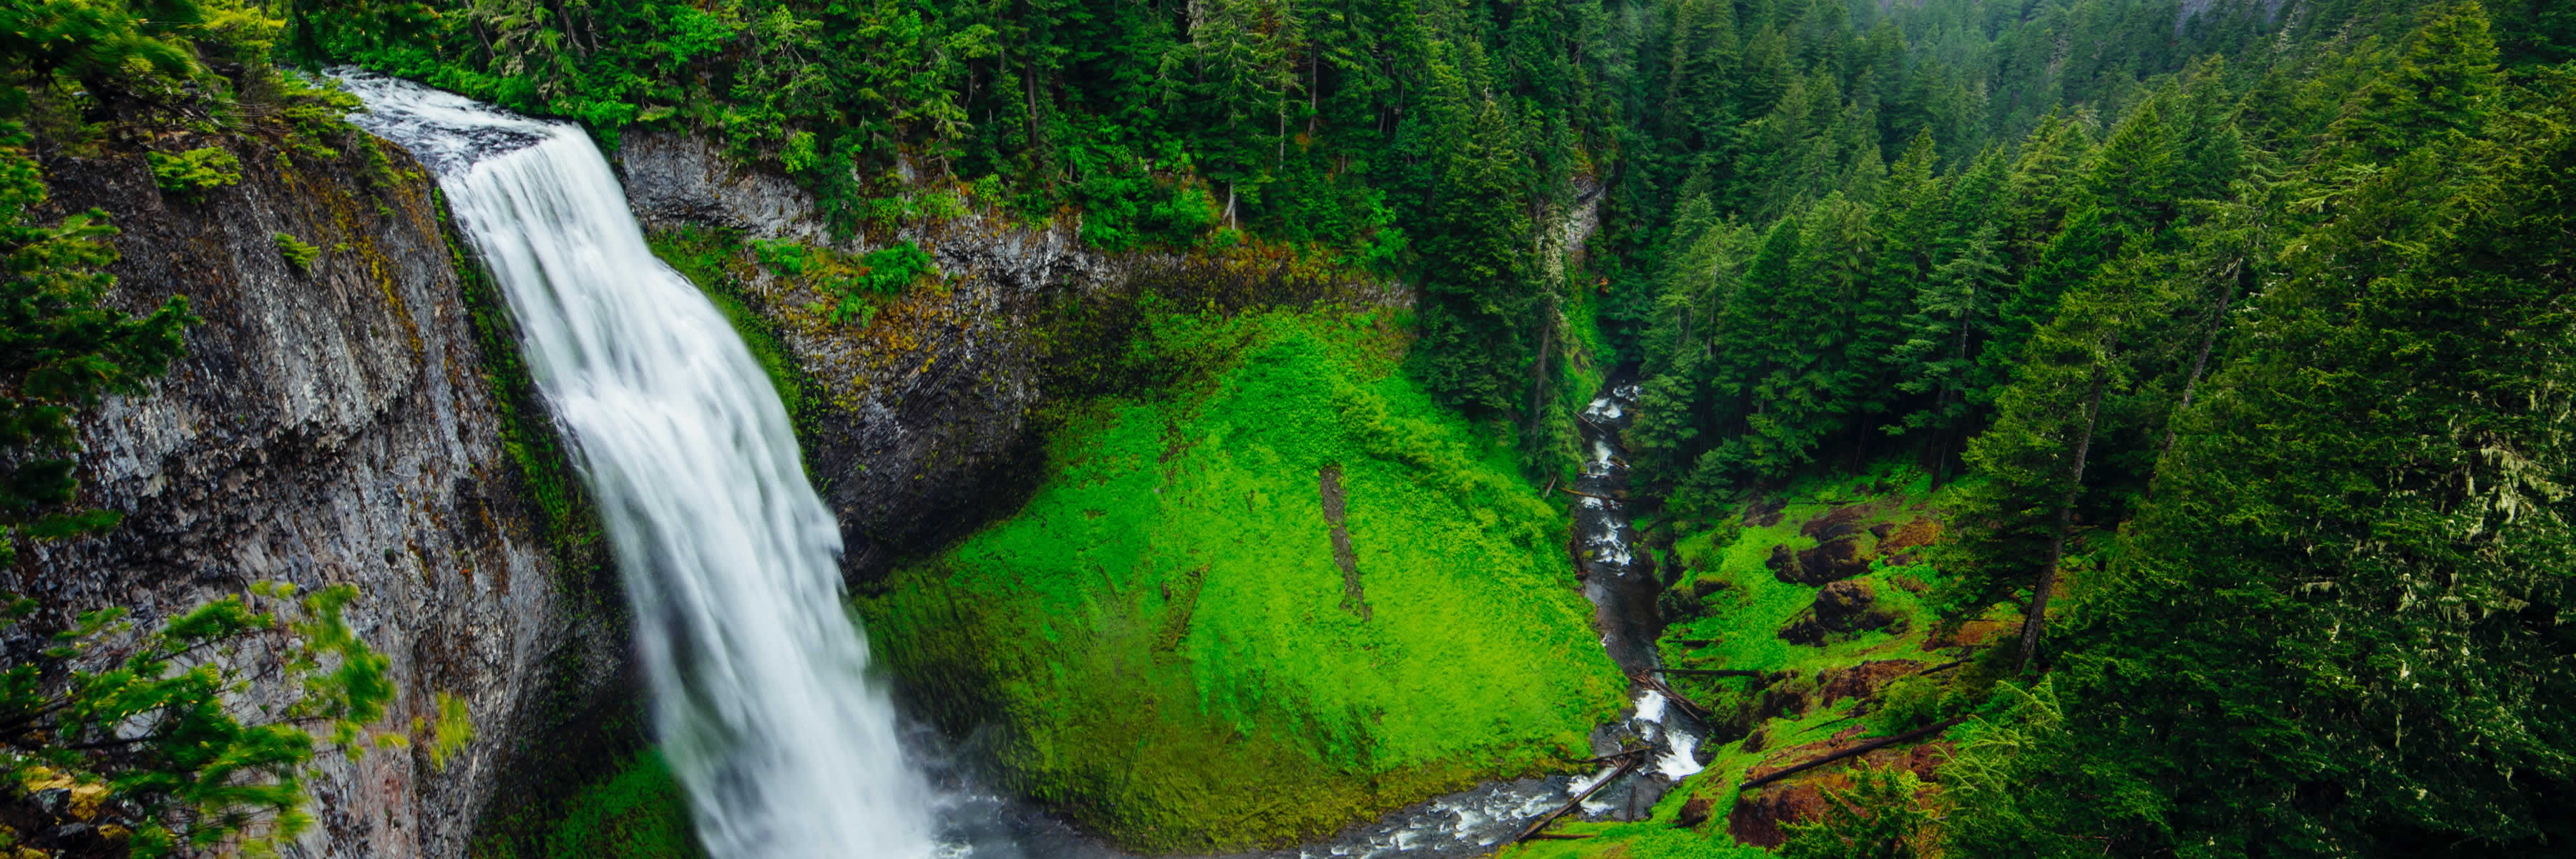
<box><xmin>4</xmin><ymin>0</ymin><xmax>2576</xmax><ymax>851</ymax></box>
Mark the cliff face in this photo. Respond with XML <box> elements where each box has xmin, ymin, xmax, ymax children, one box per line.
<box><xmin>618</xmin><ymin>131</ymin><xmax>1101</xmax><ymax>578</ymax></box>
<box><xmin>16</xmin><ymin>135</ymin><xmax>625</xmax><ymax>858</ymax></box>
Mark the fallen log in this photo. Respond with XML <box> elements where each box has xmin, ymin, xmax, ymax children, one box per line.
<box><xmin>1738</xmin><ymin>717</ymin><xmax>1966</xmax><ymax>792</ymax></box>
<box><xmin>1557</xmin><ymin>486</ymin><xmax>1614</xmax><ymax>501</ymax></box>
<box><xmin>1630</xmin><ymin>673</ymin><xmax>1714</xmax><ymax>721</ymax></box>
<box><xmin>1795</xmin><ymin>713</ymin><xmax>1859</xmax><ymax>737</ymax></box>
<box><xmin>1514</xmin><ymin>757</ymin><xmax>1644</xmax><ymax>843</ymax></box>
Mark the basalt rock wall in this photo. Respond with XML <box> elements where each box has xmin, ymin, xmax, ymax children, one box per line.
<box><xmin>16</xmin><ymin>135</ymin><xmax>627</xmax><ymax>858</ymax></box>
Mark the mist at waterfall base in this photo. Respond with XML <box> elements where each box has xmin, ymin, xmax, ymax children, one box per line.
<box><xmin>338</xmin><ymin>73</ymin><xmax>1083</xmax><ymax>859</ymax></box>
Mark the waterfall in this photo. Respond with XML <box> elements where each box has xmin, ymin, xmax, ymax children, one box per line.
<box><xmin>340</xmin><ymin>74</ymin><xmax>938</xmax><ymax>859</ymax></box>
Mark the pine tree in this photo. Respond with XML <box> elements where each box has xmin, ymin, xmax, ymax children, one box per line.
<box><xmin>1890</xmin><ymin>223</ymin><xmax>2003</xmax><ymax>484</ymax></box>
<box><xmin>2326</xmin><ymin>0</ymin><xmax>2501</xmax><ymax>163</ymax></box>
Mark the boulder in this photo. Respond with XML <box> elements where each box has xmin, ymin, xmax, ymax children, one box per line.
<box><xmin>1772</xmin><ymin>537</ymin><xmax>1873</xmax><ymax>585</ymax></box>
<box><xmin>1728</xmin><ymin>781</ymin><xmax>1830</xmax><ymax>848</ymax></box>
<box><xmin>1800</xmin><ymin>505</ymin><xmax>1870</xmax><ymax>540</ymax></box>
<box><xmin>1779</xmin><ymin>581</ymin><xmax>1903</xmax><ymax>645</ymax></box>
<box><xmin>1745</xmin><ymin>495</ymin><xmax>1787</xmax><ymax>526</ymax></box>
<box><xmin>1676</xmin><ymin>794</ymin><xmax>1714</xmax><ymax>828</ymax></box>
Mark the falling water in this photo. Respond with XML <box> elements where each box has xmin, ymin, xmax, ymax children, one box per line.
<box><xmin>339</xmin><ymin>74</ymin><xmax>937</xmax><ymax>858</ymax></box>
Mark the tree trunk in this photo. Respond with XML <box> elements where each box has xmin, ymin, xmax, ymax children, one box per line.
<box><xmin>1025</xmin><ymin>57</ymin><xmax>1043</xmax><ymax>146</ymax></box>
<box><xmin>1849</xmin><ymin>412</ymin><xmax>1870</xmax><ymax>472</ymax></box>
<box><xmin>2148</xmin><ymin>259</ymin><xmax>2243</xmax><ymax>494</ymax></box>
<box><xmin>1526</xmin><ymin>302</ymin><xmax>1556</xmax><ymax>458</ymax></box>
<box><xmin>2019</xmin><ymin>361</ymin><xmax>2111</xmax><ymax>673</ymax></box>
<box><xmin>1308</xmin><ymin>47</ymin><xmax>1319</xmax><ymax>136</ymax></box>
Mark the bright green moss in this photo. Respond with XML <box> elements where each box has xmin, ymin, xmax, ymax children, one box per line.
<box><xmin>861</xmin><ymin>309</ymin><xmax>1624</xmax><ymax>851</ymax></box>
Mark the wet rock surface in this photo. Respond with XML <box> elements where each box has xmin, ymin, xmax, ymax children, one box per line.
<box><xmin>22</xmin><ymin>137</ymin><xmax>623</xmax><ymax>858</ymax></box>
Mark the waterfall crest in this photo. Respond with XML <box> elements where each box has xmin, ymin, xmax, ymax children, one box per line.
<box><xmin>341</xmin><ymin>74</ymin><xmax>937</xmax><ymax>859</ymax></box>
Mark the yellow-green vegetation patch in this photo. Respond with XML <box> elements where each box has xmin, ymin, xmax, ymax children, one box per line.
<box><xmin>861</xmin><ymin>310</ymin><xmax>1625</xmax><ymax>851</ymax></box>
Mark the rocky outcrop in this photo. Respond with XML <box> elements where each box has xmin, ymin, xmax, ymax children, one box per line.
<box><xmin>1768</xmin><ymin>538</ymin><xmax>1873</xmax><ymax>585</ymax></box>
<box><xmin>1727</xmin><ymin>740</ymin><xmax>1950</xmax><ymax>847</ymax></box>
<box><xmin>18</xmin><ymin>134</ymin><xmax>625</xmax><ymax>858</ymax></box>
<box><xmin>617</xmin><ymin>131</ymin><xmax>1099</xmax><ymax>579</ymax></box>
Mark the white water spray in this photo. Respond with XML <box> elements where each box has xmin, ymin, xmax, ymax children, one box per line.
<box><xmin>341</xmin><ymin>75</ymin><xmax>937</xmax><ymax>858</ymax></box>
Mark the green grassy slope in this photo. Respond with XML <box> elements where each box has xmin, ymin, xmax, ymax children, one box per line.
<box><xmin>860</xmin><ymin>309</ymin><xmax>1625</xmax><ymax>851</ymax></box>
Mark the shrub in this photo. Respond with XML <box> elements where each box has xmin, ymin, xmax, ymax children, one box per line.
<box><xmin>145</xmin><ymin>147</ymin><xmax>243</xmax><ymax>200</ymax></box>
<box><xmin>856</xmin><ymin>241</ymin><xmax>936</xmax><ymax>295</ymax></box>
<box><xmin>749</xmin><ymin>238</ymin><xmax>812</xmax><ymax>275</ymax></box>
<box><xmin>274</xmin><ymin>232</ymin><xmax>320</xmax><ymax>272</ymax></box>
<box><xmin>827</xmin><ymin>241</ymin><xmax>938</xmax><ymax>325</ymax></box>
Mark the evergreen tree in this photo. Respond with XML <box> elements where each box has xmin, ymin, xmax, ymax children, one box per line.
<box><xmin>1949</xmin><ymin>62</ymin><xmax>2576</xmax><ymax>859</ymax></box>
<box><xmin>1933</xmin><ymin>249</ymin><xmax>2170</xmax><ymax>667</ymax></box>
<box><xmin>1890</xmin><ymin>222</ymin><xmax>2002</xmax><ymax>484</ymax></box>
<box><xmin>1409</xmin><ymin>83</ymin><xmax>1536</xmax><ymax>414</ymax></box>
<box><xmin>2326</xmin><ymin>0</ymin><xmax>2501</xmax><ymax>163</ymax></box>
